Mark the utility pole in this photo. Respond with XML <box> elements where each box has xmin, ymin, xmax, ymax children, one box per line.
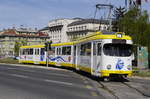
<box><xmin>95</xmin><ymin>4</ymin><xmax>113</xmax><ymax>31</ymax></box>
<box><xmin>45</xmin><ymin>41</ymin><xmax>52</xmax><ymax>67</ymax></box>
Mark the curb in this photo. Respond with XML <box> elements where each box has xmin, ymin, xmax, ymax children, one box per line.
<box><xmin>129</xmin><ymin>76</ymin><xmax>150</xmax><ymax>80</ymax></box>
<box><xmin>0</xmin><ymin>63</ymin><xmax>66</xmax><ymax>71</ymax></box>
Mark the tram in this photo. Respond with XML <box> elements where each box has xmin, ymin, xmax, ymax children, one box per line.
<box><xmin>19</xmin><ymin>31</ymin><xmax>133</xmax><ymax>79</ymax></box>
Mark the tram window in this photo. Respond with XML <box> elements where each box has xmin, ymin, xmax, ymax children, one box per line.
<box><xmin>62</xmin><ymin>47</ymin><xmax>65</xmax><ymax>55</ymax></box>
<box><xmin>74</xmin><ymin>46</ymin><xmax>76</xmax><ymax>56</ymax></box>
<box><xmin>57</xmin><ymin>48</ymin><xmax>59</xmax><ymax>55</ymax></box>
<box><xmin>23</xmin><ymin>49</ymin><xmax>28</xmax><ymax>55</ymax></box>
<box><xmin>56</xmin><ymin>48</ymin><xmax>61</xmax><ymax>55</ymax></box>
<box><xmin>97</xmin><ymin>43</ymin><xmax>101</xmax><ymax>56</ymax></box>
<box><xmin>22</xmin><ymin>49</ymin><xmax>25</xmax><ymax>55</ymax></box>
<box><xmin>49</xmin><ymin>47</ymin><xmax>55</xmax><ymax>55</ymax></box>
<box><xmin>59</xmin><ymin>48</ymin><xmax>61</xmax><ymax>55</ymax></box>
<box><xmin>40</xmin><ymin>48</ymin><xmax>45</xmax><ymax>55</ymax></box>
<box><xmin>30</xmin><ymin>48</ymin><xmax>33</xmax><ymax>55</ymax></box>
<box><xmin>80</xmin><ymin>42</ymin><xmax>91</xmax><ymax>56</ymax></box>
<box><xmin>93</xmin><ymin>43</ymin><xmax>96</xmax><ymax>55</ymax></box>
<box><xmin>103</xmin><ymin>44</ymin><xmax>132</xmax><ymax>57</ymax></box>
<box><xmin>62</xmin><ymin>46</ymin><xmax>71</xmax><ymax>55</ymax></box>
<box><xmin>35</xmin><ymin>49</ymin><xmax>39</xmax><ymax>55</ymax></box>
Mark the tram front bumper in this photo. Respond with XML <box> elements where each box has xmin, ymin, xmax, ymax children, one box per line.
<box><xmin>100</xmin><ymin>70</ymin><xmax>132</xmax><ymax>77</ymax></box>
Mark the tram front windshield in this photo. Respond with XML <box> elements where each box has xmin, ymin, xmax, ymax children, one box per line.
<box><xmin>103</xmin><ymin>44</ymin><xmax>132</xmax><ymax>57</ymax></box>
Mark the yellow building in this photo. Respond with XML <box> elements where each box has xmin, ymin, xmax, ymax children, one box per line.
<box><xmin>0</xmin><ymin>28</ymin><xmax>50</xmax><ymax>57</ymax></box>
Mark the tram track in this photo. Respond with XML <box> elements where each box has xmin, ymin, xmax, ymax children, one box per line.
<box><xmin>98</xmin><ymin>81</ymin><xmax>119</xmax><ymax>99</ymax></box>
<box><xmin>122</xmin><ymin>81</ymin><xmax>150</xmax><ymax>98</ymax></box>
<box><xmin>97</xmin><ymin>78</ymin><xmax>150</xmax><ymax>99</ymax></box>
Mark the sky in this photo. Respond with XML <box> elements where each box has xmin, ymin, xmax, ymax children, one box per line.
<box><xmin>0</xmin><ymin>0</ymin><xmax>150</xmax><ymax>30</ymax></box>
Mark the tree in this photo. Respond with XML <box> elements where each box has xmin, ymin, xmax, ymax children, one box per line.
<box><xmin>118</xmin><ymin>7</ymin><xmax>150</xmax><ymax>53</ymax></box>
<box><xmin>14</xmin><ymin>40</ymin><xmax>27</xmax><ymax>56</ymax></box>
<box><xmin>113</xmin><ymin>6</ymin><xmax>126</xmax><ymax>31</ymax></box>
<box><xmin>14</xmin><ymin>41</ymin><xmax>21</xmax><ymax>56</ymax></box>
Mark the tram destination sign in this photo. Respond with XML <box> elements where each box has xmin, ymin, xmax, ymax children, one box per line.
<box><xmin>112</xmin><ymin>39</ymin><xmax>126</xmax><ymax>44</ymax></box>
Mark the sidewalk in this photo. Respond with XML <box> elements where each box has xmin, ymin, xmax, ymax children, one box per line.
<box><xmin>130</xmin><ymin>76</ymin><xmax>150</xmax><ymax>80</ymax></box>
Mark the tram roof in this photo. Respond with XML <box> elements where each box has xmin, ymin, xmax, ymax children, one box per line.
<box><xmin>74</xmin><ymin>31</ymin><xmax>132</xmax><ymax>44</ymax></box>
<box><xmin>20</xmin><ymin>31</ymin><xmax>132</xmax><ymax>48</ymax></box>
<box><xmin>20</xmin><ymin>45</ymin><xmax>44</xmax><ymax>48</ymax></box>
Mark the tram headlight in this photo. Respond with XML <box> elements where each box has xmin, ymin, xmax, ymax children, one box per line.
<box><xmin>127</xmin><ymin>65</ymin><xmax>132</xmax><ymax>70</ymax></box>
<box><xmin>107</xmin><ymin>65</ymin><xmax>111</xmax><ymax>70</ymax></box>
<box><xmin>116</xmin><ymin>34</ymin><xmax>122</xmax><ymax>38</ymax></box>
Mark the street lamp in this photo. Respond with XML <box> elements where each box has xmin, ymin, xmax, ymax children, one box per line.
<box><xmin>45</xmin><ymin>41</ymin><xmax>52</xmax><ymax>67</ymax></box>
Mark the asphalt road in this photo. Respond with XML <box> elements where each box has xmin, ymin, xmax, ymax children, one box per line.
<box><xmin>0</xmin><ymin>64</ymin><xmax>105</xmax><ymax>99</ymax></box>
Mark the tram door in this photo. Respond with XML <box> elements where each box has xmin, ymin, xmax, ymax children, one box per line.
<box><xmin>93</xmin><ymin>42</ymin><xmax>102</xmax><ymax>76</ymax></box>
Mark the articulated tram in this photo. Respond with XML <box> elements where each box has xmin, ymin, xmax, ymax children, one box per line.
<box><xmin>19</xmin><ymin>31</ymin><xmax>133</xmax><ymax>79</ymax></box>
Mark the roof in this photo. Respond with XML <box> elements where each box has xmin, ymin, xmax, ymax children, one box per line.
<box><xmin>38</xmin><ymin>27</ymin><xmax>49</xmax><ymax>31</ymax></box>
<box><xmin>74</xmin><ymin>31</ymin><xmax>132</xmax><ymax>44</ymax></box>
<box><xmin>0</xmin><ymin>29</ymin><xmax>49</xmax><ymax>38</ymax></box>
<box><xmin>67</xmin><ymin>19</ymin><xmax>110</xmax><ymax>27</ymax></box>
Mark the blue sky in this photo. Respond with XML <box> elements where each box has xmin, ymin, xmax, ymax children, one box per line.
<box><xmin>0</xmin><ymin>0</ymin><xmax>150</xmax><ymax>30</ymax></box>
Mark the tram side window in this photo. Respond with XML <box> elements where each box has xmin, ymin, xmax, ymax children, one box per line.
<box><xmin>80</xmin><ymin>42</ymin><xmax>91</xmax><ymax>56</ymax></box>
<box><xmin>35</xmin><ymin>49</ymin><xmax>39</xmax><ymax>55</ymax></box>
<box><xmin>57</xmin><ymin>48</ymin><xmax>61</xmax><ymax>55</ymax></box>
<box><xmin>22</xmin><ymin>49</ymin><xmax>25</xmax><ymax>55</ymax></box>
<box><xmin>62</xmin><ymin>46</ymin><xmax>71</xmax><ymax>55</ymax></box>
<box><xmin>74</xmin><ymin>46</ymin><xmax>76</xmax><ymax>56</ymax></box>
<box><xmin>49</xmin><ymin>47</ymin><xmax>55</xmax><ymax>55</ymax></box>
<box><xmin>57</xmin><ymin>48</ymin><xmax>59</xmax><ymax>55</ymax></box>
<box><xmin>40</xmin><ymin>48</ymin><xmax>45</xmax><ymax>55</ymax></box>
<box><xmin>25</xmin><ymin>49</ymin><xmax>29</xmax><ymax>55</ymax></box>
<box><xmin>97</xmin><ymin>43</ymin><xmax>101</xmax><ymax>56</ymax></box>
<box><xmin>59</xmin><ymin>48</ymin><xmax>61</xmax><ymax>55</ymax></box>
<box><xmin>29</xmin><ymin>48</ymin><xmax>33</xmax><ymax>55</ymax></box>
<box><xmin>93</xmin><ymin>43</ymin><xmax>96</xmax><ymax>55</ymax></box>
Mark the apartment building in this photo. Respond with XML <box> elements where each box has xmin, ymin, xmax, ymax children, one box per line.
<box><xmin>0</xmin><ymin>28</ymin><xmax>49</xmax><ymax>57</ymax></box>
<box><xmin>47</xmin><ymin>18</ymin><xmax>80</xmax><ymax>43</ymax></box>
<box><xmin>67</xmin><ymin>19</ymin><xmax>110</xmax><ymax>41</ymax></box>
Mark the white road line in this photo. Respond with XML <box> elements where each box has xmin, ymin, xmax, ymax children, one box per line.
<box><xmin>7</xmin><ymin>68</ymin><xmax>16</xmax><ymax>70</ymax></box>
<box><xmin>10</xmin><ymin>73</ymin><xmax>73</xmax><ymax>86</ymax></box>
<box><xmin>44</xmin><ymin>79</ymin><xmax>73</xmax><ymax>86</ymax></box>
<box><xmin>11</xmin><ymin>74</ymin><xmax>29</xmax><ymax>79</ymax></box>
<box><xmin>14</xmin><ymin>69</ymin><xmax>71</xmax><ymax>78</ymax></box>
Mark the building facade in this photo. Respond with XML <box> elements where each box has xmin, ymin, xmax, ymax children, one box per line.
<box><xmin>67</xmin><ymin>19</ymin><xmax>111</xmax><ymax>41</ymax></box>
<box><xmin>47</xmin><ymin>18</ymin><xmax>79</xmax><ymax>43</ymax></box>
<box><xmin>0</xmin><ymin>28</ymin><xmax>49</xmax><ymax>57</ymax></box>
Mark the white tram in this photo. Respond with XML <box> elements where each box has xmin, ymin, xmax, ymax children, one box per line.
<box><xmin>19</xmin><ymin>32</ymin><xmax>133</xmax><ymax>78</ymax></box>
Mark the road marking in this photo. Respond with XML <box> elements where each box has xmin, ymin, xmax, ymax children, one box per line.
<box><xmin>44</xmin><ymin>79</ymin><xmax>73</xmax><ymax>86</ymax></box>
<box><xmin>7</xmin><ymin>67</ymin><xmax>16</xmax><ymax>70</ymax></box>
<box><xmin>91</xmin><ymin>92</ymin><xmax>98</xmax><ymax>96</ymax></box>
<box><xmin>85</xmin><ymin>85</ymin><xmax>93</xmax><ymax>89</ymax></box>
<box><xmin>11</xmin><ymin>74</ymin><xmax>29</xmax><ymax>78</ymax></box>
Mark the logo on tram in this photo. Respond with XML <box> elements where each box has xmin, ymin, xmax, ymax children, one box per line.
<box><xmin>116</xmin><ymin>59</ymin><xmax>124</xmax><ymax>70</ymax></box>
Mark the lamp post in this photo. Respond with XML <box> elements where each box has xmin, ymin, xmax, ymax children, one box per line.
<box><xmin>45</xmin><ymin>41</ymin><xmax>52</xmax><ymax>67</ymax></box>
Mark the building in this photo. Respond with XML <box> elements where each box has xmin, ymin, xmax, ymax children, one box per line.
<box><xmin>67</xmin><ymin>19</ymin><xmax>111</xmax><ymax>41</ymax></box>
<box><xmin>0</xmin><ymin>28</ymin><xmax>49</xmax><ymax>57</ymax></box>
<box><xmin>38</xmin><ymin>26</ymin><xmax>49</xmax><ymax>35</ymax></box>
<box><xmin>47</xmin><ymin>18</ymin><xmax>80</xmax><ymax>43</ymax></box>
